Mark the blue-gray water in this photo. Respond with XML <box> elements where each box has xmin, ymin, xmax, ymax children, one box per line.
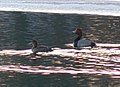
<box><xmin>0</xmin><ymin>11</ymin><xmax>120</xmax><ymax>87</ymax></box>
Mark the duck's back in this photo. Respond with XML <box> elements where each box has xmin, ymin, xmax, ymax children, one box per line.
<box><xmin>77</xmin><ymin>39</ymin><xmax>92</xmax><ymax>47</ymax></box>
<box><xmin>39</xmin><ymin>45</ymin><xmax>50</xmax><ymax>52</ymax></box>
<box><xmin>32</xmin><ymin>45</ymin><xmax>52</xmax><ymax>53</ymax></box>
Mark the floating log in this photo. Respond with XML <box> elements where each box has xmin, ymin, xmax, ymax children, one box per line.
<box><xmin>65</xmin><ymin>43</ymin><xmax>120</xmax><ymax>48</ymax></box>
<box><xmin>0</xmin><ymin>46</ymin><xmax>120</xmax><ymax>61</ymax></box>
<box><xmin>0</xmin><ymin>48</ymin><xmax>120</xmax><ymax>56</ymax></box>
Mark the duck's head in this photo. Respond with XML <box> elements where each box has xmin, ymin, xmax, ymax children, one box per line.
<box><xmin>31</xmin><ymin>40</ymin><xmax>38</xmax><ymax>48</ymax></box>
<box><xmin>73</xmin><ymin>27</ymin><xmax>82</xmax><ymax>37</ymax></box>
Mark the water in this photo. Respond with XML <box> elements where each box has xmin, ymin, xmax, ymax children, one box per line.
<box><xmin>0</xmin><ymin>0</ymin><xmax>120</xmax><ymax>87</ymax></box>
<box><xmin>1</xmin><ymin>0</ymin><xmax>120</xmax><ymax>16</ymax></box>
<box><xmin>0</xmin><ymin>11</ymin><xmax>120</xmax><ymax>87</ymax></box>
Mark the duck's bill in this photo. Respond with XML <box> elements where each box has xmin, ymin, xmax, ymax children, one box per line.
<box><xmin>72</xmin><ymin>30</ymin><xmax>76</xmax><ymax>33</ymax></box>
<box><xmin>28</xmin><ymin>42</ymin><xmax>32</xmax><ymax>45</ymax></box>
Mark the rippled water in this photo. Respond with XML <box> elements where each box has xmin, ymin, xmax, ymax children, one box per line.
<box><xmin>0</xmin><ymin>11</ymin><xmax>120</xmax><ymax>87</ymax></box>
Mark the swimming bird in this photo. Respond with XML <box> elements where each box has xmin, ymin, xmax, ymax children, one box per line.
<box><xmin>73</xmin><ymin>27</ymin><xmax>96</xmax><ymax>48</ymax></box>
<box><xmin>30</xmin><ymin>40</ymin><xmax>52</xmax><ymax>55</ymax></box>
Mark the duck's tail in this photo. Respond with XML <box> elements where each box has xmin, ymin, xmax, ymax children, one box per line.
<box><xmin>48</xmin><ymin>47</ymin><xmax>53</xmax><ymax>52</ymax></box>
<box><xmin>91</xmin><ymin>42</ymin><xmax>96</xmax><ymax>48</ymax></box>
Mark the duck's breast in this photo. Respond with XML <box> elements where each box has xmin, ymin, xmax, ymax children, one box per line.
<box><xmin>32</xmin><ymin>47</ymin><xmax>39</xmax><ymax>53</ymax></box>
<box><xmin>77</xmin><ymin>39</ymin><xmax>92</xmax><ymax>47</ymax></box>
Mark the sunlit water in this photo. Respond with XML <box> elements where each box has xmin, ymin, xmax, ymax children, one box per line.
<box><xmin>0</xmin><ymin>1</ymin><xmax>120</xmax><ymax>86</ymax></box>
<box><xmin>1</xmin><ymin>0</ymin><xmax>120</xmax><ymax>16</ymax></box>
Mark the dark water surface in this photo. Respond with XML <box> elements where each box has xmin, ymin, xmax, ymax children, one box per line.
<box><xmin>0</xmin><ymin>11</ymin><xmax>120</xmax><ymax>87</ymax></box>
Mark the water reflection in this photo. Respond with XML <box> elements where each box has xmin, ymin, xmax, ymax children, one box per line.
<box><xmin>0</xmin><ymin>11</ymin><xmax>120</xmax><ymax>87</ymax></box>
<box><xmin>0</xmin><ymin>72</ymin><xmax>120</xmax><ymax>87</ymax></box>
<box><xmin>85</xmin><ymin>15</ymin><xmax>120</xmax><ymax>43</ymax></box>
<box><xmin>0</xmin><ymin>12</ymin><xmax>120</xmax><ymax>50</ymax></box>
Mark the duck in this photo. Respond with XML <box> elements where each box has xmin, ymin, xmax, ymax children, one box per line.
<box><xmin>30</xmin><ymin>40</ymin><xmax>53</xmax><ymax>55</ymax></box>
<box><xmin>73</xmin><ymin>27</ymin><xmax>96</xmax><ymax>48</ymax></box>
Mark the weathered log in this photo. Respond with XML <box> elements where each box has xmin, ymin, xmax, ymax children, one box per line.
<box><xmin>65</xmin><ymin>43</ymin><xmax>120</xmax><ymax>48</ymax></box>
<box><xmin>0</xmin><ymin>47</ymin><xmax>120</xmax><ymax>59</ymax></box>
